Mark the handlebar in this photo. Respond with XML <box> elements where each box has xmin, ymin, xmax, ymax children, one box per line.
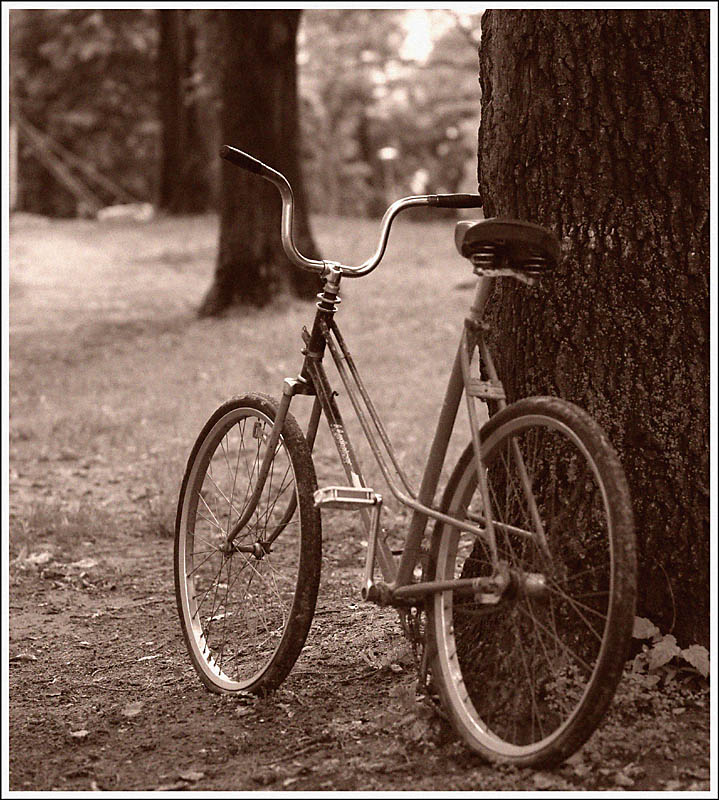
<box><xmin>220</xmin><ymin>145</ymin><xmax>482</xmax><ymax>278</ymax></box>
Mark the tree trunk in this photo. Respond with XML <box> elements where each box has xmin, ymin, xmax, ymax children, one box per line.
<box><xmin>156</xmin><ymin>9</ymin><xmax>211</xmax><ymax>214</ymax></box>
<box><xmin>478</xmin><ymin>10</ymin><xmax>709</xmax><ymax>645</ymax></box>
<box><xmin>198</xmin><ymin>9</ymin><xmax>320</xmax><ymax>315</ymax></box>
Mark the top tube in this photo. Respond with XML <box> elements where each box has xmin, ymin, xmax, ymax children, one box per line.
<box><xmin>219</xmin><ymin>145</ymin><xmax>481</xmax><ymax>279</ymax></box>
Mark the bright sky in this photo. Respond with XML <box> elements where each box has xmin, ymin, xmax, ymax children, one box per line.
<box><xmin>400</xmin><ymin>9</ymin><xmax>482</xmax><ymax>63</ymax></box>
<box><xmin>400</xmin><ymin>9</ymin><xmax>435</xmax><ymax>62</ymax></box>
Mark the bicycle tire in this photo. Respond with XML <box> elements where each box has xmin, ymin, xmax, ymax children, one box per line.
<box><xmin>425</xmin><ymin>396</ymin><xmax>636</xmax><ymax>767</ymax></box>
<box><xmin>174</xmin><ymin>393</ymin><xmax>321</xmax><ymax>694</ymax></box>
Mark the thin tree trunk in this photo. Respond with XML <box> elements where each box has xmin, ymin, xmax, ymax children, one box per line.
<box><xmin>199</xmin><ymin>9</ymin><xmax>320</xmax><ymax>315</ymax></box>
<box><xmin>157</xmin><ymin>9</ymin><xmax>210</xmax><ymax>214</ymax></box>
<box><xmin>478</xmin><ymin>10</ymin><xmax>709</xmax><ymax>645</ymax></box>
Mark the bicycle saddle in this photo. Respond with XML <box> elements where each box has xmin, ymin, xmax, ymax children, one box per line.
<box><xmin>455</xmin><ymin>218</ymin><xmax>561</xmax><ymax>278</ymax></box>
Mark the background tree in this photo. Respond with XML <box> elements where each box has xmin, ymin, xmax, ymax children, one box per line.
<box><xmin>156</xmin><ymin>9</ymin><xmax>212</xmax><ymax>213</ymax></box>
<box><xmin>198</xmin><ymin>9</ymin><xmax>320</xmax><ymax>315</ymax></box>
<box><xmin>299</xmin><ymin>9</ymin><xmax>483</xmax><ymax>217</ymax></box>
<box><xmin>477</xmin><ymin>10</ymin><xmax>709</xmax><ymax>645</ymax></box>
<box><xmin>298</xmin><ymin>9</ymin><xmax>406</xmax><ymax>217</ymax></box>
<box><xmin>10</xmin><ymin>9</ymin><xmax>157</xmax><ymax>216</ymax></box>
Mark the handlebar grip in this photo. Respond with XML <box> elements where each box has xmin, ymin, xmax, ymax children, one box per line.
<box><xmin>428</xmin><ymin>193</ymin><xmax>483</xmax><ymax>209</ymax></box>
<box><xmin>219</xmin><ymin>145</ymin><xmax>268</xmax><ymax>176</ymax></box>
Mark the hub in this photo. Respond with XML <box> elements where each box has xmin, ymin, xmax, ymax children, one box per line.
<box><xmin>220</xmin><ymin>539</ymin><xmax>270</xmax><ymax>560</ymax></box>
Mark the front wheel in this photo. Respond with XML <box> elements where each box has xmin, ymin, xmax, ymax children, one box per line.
<box><xmin>426</xmin><ymin>397</ymin><xmax>636</xmax><ymax>767</ymax></box>
<box><xmin>174</xmin><ymin>393</ymin><xmax>321</xmax><ymax>694</ymax></box>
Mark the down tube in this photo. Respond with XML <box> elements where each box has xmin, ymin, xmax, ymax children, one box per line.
<box><xmin>305</xmin><ymin>359</ymin><xmax>398</xmax><ymax>584</ymax></box>
<box><xmin>394</xmin><ymin>339</ymin><xmax>465</xmax><ymax>587</ymax></box>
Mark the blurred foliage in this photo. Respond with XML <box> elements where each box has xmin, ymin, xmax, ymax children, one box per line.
<box><xmin>10</xmin><ymin>8</ymin><xmax>482</xmax><ymax>218</ymax></box>
<box><xmin>10</xmin><ymin>8</ymin><xmax>158</xmax><ymax>216</ymax></box>
<box><xmin>299</xmin><ymin>9</ymin><xmax>483</xmax><ymax>216</ymax></box>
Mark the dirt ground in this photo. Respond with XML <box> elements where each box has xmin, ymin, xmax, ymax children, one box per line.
<box><xmin>7</xmin><ymin>213</ymin><xmax>712</xmax><ymax>792</ymax></box>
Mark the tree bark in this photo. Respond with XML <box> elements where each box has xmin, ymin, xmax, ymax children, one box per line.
<box><xmin>198</xmin><ymin>9</ymin><xmax>320</xmax><ymax>315</ymax></box>
<box><xmin>478</xmin><ymin>10</ymin><xmax>709</xmax><ymax>645</ymax></box>
<box><xmin>156</xmin><ymin>9</ymin><xmax>211</xmax><ymax>214</ymax></box>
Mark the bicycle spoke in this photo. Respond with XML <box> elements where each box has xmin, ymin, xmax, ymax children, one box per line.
<box><xmin>429</xmin><ymin>401</ymin><xmax>634</xmax><ymax>762</ymax></box>
<box><xmin>516</xmin><ymin>605</ymin><xmax>594</xmax><ymax>675</ymax></box>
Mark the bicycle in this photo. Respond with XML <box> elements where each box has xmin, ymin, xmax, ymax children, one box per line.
<box><xmin>174</xmin><ymin>145</ymin><xmax>637</xmax><ymax>768</ymax></box>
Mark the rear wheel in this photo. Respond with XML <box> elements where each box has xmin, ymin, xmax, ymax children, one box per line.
<box><xmin>426</xmin><ymin>397</ymin><xmax>635</xmax><ymax>767</ymax></box>
<box><xmin>174</xmin><ymin>393</ymin><xmax>321</xmax><ymax>694</ymax></box>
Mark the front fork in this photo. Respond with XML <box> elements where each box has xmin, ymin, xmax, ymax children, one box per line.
<box><xmin>223</xmin><ymin>266</ymin><xmax>340</xmax><ymax>552</ymax></box>
<box><xmin>222</xmin><ymin>378</ymin><xmax>304</xmax><ymax>551</ymax></box>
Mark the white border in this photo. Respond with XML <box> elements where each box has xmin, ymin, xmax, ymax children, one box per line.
<box><xmin>2</xmin><ymin>3</ymin><xmax>716</xmax><ymax>799</ymax></box>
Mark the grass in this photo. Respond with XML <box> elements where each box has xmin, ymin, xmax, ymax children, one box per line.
<box><xmin>9</xmin><ymin>211</ymin><xmax>482</xmax><ymax>548</ymax></box>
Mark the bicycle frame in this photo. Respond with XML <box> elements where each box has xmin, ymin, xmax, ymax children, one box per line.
<box><xmin>219</xmin><ymin>145</ymin><xmax>544</xmax><ymax>606</ymax></box>
<box><xmin>225</xmin><ymin>265</ymin><xmax>544</xmax><ymax>607</ymax></box>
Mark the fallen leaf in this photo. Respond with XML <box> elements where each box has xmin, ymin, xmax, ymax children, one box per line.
<box><xmin>179</xmin><ymin>771</ymin><xmax>204</xmax><ymax>782</ymax></box>
<box><xmin>647</xmin><ymin>635</ymin><xmax>680</xmax><ymax>671</ymax></box>
<box><xmin>681</xmin><ymin>767</ymin><xmax>710</xmax><ymax>780</ymax></box>
<box><xmin>69</xmin><ymin>558</ymin><xmax>98</xmax><ymax>570</ymax></box>
<box><xmin>122</xmin><ymin>701</ymin><xmax>143</xmax><ymax>718</ymax></box>
<box><xmin>632</xmin><ymin>616</ymin><xmax>660</xmax><ymax>639</ymax></box>
<box><xmin>156</xmin><ymin>781</ymin><xmax>187</xmax><ymax>791</ymax></box>
<box><xmin>681</xmin><ymin>644</ymin><xmax>709</xmax><ymax>678</ymax></box>
<box><xmin>614</xmin><ymin>772</ymin><xmax>634</xmax><ymax>787</ymax></box>
<box><xmin>69</xmin><ymin>729</ymin><xmax>89</xmax><ymax>739</ymax></box>
<box><xmin>533</xmin><ymin>772</ymin><xmax>555</xmax><ymax>789</ymax></box>
<box><xmin>10</xmin><ymin>653</ymin><xmax>37</xmax><ymax>662</ymax></box>
<box><xmin>138</xmin><ymin>654</ymin><xmax>161</xmax><ymax>662</ymax></box>
<box><xmin>27</xmin><ymin>551</ymin><xmax>53</xmax><ymax>566</ymax></box>
<box><xmin>672</xmin><ymin>706</ymin><xmax>686</xmax><ymax>715</ymax></box>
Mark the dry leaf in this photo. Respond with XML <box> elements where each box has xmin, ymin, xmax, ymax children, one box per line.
<box><xmin>614</xmin><ymin>773</ymin><xmax>634</xmax><ymax>787</ymax></box>
<box><xmin>632</xmin><ymin>616</ymin><xmax>660</xmax><ymax>639</ymax></box>
<box><xmin>532</xmin><ymin>772</ymin><xmax>555</xmax><ymax>789</ymax></box>
<box><xmin>157</xmin><ymin>781</ymin><xmax>187</xmax><ymax>791</ymax></box>
<box><xmin>69</xmin><ymin>558</ymin><xmax>98</xmax><ymax>570</ymax></box>
<box><xmin>69</xmin><ymin>729</ymin><xmax>89</xmax><ymax>739</ymax></box>
<box><xmin>647</xmin><ymin>635</ymin><xmax>680</xmax><ymax>671</ymax></box>
<box><xmin>27</xmin><ymin>551</ymin><xmax>53</xmax><ymax>566</ymax></box>
<box><xmin>122</xmin><ymin>701</ymin><xmax>143</xmax><ymax>718</ymax></box>
<box><xmin>179</xmin><ymin>770</ymin><xmax>204</xmax><ymax>782</ymax></box>
<box><xmin>681</xmin><ymin>644</ymin><xmax>709</xmax><ymax>678</ymax></box>
<box><xmin>10</xmin><ymin>653</ymin><xmax>37</xmax><ymax>663</ymax></box>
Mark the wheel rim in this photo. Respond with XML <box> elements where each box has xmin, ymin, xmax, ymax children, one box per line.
<box><xmin>178</xmin><ymin>407</ymin><xmax>303</xmax><ymax>691</ymax></box>
<box><xmin>433</xmin><ymin>413</ymin><xmax>616</xmax><ymax>758</ymax></box>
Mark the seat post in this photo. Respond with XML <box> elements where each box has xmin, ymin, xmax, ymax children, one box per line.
<box><xmin>468</xmin><ymin>275</ymin><xmax>495</xmax><ymax>324</ymax></box>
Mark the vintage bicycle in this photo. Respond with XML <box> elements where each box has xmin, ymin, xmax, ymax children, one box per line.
<box><xmin>174</xmin><ymin>145</ymin><xmax>636</xmax><ymax>768</ymax></box>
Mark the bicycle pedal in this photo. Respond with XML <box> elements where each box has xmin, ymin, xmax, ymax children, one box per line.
<box><xmin>313</xmin><ymin>486</ymin><xmax>380</xmax><ymax>509</ymax></box>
